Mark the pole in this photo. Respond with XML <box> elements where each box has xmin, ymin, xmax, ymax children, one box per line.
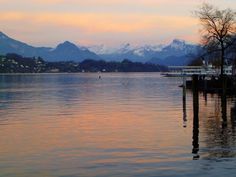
<box><xmin>192</xmin><ymin>75</ymin><xmax>200</xmax><ymax>160</ymax></box>
<box><xmin>183</xmin><ymin>75</ymin><xmax>187</xmax><ymax>127</ymax></box>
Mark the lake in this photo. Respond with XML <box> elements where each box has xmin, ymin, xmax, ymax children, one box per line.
<box><xmin>0</xmin><ymin>73</ymin><xmax>236</xmax><ymax>177</ymax></box>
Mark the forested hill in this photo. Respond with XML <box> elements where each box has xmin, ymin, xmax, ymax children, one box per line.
<box><xmin>0</xmin><ymin>54</ymin><xmax>167</xmax><ymax>73</ymax></box>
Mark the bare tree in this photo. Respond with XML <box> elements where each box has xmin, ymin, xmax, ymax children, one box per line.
<box><xmin>195</xmin><ymin>3</ymin><xmax>236</xmax><ymax>76</ymax></box>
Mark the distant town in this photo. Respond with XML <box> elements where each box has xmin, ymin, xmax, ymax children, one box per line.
<box><xmin>0</xmin><ymin>53</ymin><xmax>167</xmax><ymax>73</ymax></box>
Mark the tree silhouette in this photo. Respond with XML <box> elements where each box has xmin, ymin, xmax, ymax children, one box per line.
<box><xmin>195</xmin><ymin>3</ymin><xmax>236</xmax><ymax>76</ymax></box>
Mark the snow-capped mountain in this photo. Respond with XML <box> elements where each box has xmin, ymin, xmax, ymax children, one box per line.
<box><xmin>132</xmin><ymin>44</ymin><xmax>165</xmax><ymax>57</ymax></box>
<box><xmin>169</xmin><ymin>39</ymin><xmax>187</xmax><ymax>50</ymax></box>
<box><xmin>161</xmin><ymin>39</ymin><xmax>197</xmax><ymax>55</ymax></box>
<box><xmin>89</xmin><ymin>43</ymin><xmax>165</xmax><ymax>56</ymax></box>
<box><xmin>88</xmin><ymin>43</ymin><xmax>166</xmax><ymax>62</ymax></box>
<box><xmin>88</xmin><ymin>43</ymin><xmax>135</xmax><ymax>55</ymax></box>
<box><xmin>149</xmin><ymin>39</ymin><xmax>200</xmax><ymax>65</ymax></box>
<box><xmin>89</xmin><ymin>39</ymin><xmax>199</xmax><ymax>65</ymax></box>
<box><xmin>0</xmin><ymin>31</ymin><xmax>199</xmax><ymax>65</ymax></box>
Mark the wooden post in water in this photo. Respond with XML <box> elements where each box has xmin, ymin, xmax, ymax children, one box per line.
<box><xmin>182</xmin><ymin>75</ymin><xmax>187</xmax><ymax>127</ymax></box>
<box><xmin>222</xmin><ymin>75</ymin><xmax>227</xmax><ymax>97</ymax></box>
<box><xmin>204</xmin><ymin>76</ymin><xmax>207</xmax><ymax>92</ymax></box>
<box><xmin>221</xmin><ymin>75</ymin><xmax>227</xmax><ymax>128</ymax></box>
<box><xmin>192</xmin><ymin>75</ymin><xmax>200</xmax><ymax>160</ymax></box>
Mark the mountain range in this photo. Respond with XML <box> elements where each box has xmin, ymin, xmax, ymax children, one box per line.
<box><xmin>0</xmin><ymin>31</ymin><xmax>200</xmax><ymax>66</ymax></box>
<box><xmin>0</xmin><ymin>32</ymin><xmax>100</xmax><ymax>61</ymax></box>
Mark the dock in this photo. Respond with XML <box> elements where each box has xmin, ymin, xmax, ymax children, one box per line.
<box><xmin>162</xmin><ymin>65</ymin><xmax>233</xmax><ymax>77</ymax></box>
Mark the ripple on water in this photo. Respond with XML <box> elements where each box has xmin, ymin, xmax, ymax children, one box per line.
<box><xmin>0</xmin><ymin>73</ymin><xmax>236</xmax><ymax>177</ymax></box>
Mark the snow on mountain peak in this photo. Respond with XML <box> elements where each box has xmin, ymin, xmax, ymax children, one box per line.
<box><xmin>172</xmin><ymin>39</ymin><xmax>185</xmax><ymax>44</ymax></box>
<box><xmin>169</xmin><ymin>39</ymin><xmax>186</xmax><ymax>50</ymax></box>
<box><xmin>132</xmin><ymin>44</ymin><xmax>165</xmax><ymax>57</ymax></box>
<box><xmin>0</xmin><ymin>31</ymin><xmax>10</xmax><ymax>39</ymax></box>
<box><xmin>87</xmin><ymin>44</ymin><xmax>117</xmax><ymax>54</ymax></box>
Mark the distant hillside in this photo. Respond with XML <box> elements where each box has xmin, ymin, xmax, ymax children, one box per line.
<box><xmin>0</xmin><ymin>54</ymin><xmax>167</xmax><ymax>73</ymax></box>
<box><xmin>79</xmin><ymin>59</ymin><xmax>167</xmax><ymax>72</ymax></box>
<box><xmin>0</xmin><ymin>54</ymin><xmax>48</xmax><ymax>73</ymax></box>
<box><xmin>148</xmin><ymin>55</ymin><xmax>190</xmax><ymax>66</ymax></box>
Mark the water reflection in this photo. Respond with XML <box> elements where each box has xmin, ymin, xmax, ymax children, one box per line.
<box><xmin>196</xmin><ymin>92</ymin><xmax>236</xmax><ymax>160</ymax></box>
<box><xmin>231</xmin><ymin>101</ymin><xmax>236</xmax><ymax>127</ymax></box>
<box><xmin>185</xmin><ymin>74</ymin><xmax>236</xmax><ymax>162</ymax></box>
<box><xmin>221</xmin><ymin>94</ymin><xmax>227</xmax><ymax>128</ymax></box>
<box><xmin>1</xmin><ymin>73</ymin><xmax>236</xmax><ymax>176</ymax></box>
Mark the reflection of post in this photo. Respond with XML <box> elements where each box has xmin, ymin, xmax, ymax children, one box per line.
<box><xmin>204</xmin><ymin>92</ymin><xmax>208</xmax><ymax>105</ymax></box>
<box><xmin>221</xmin><ymin>93</ymin><xmax>227</xmax><ymax>128</ymax></box>
<box><xmin>192</xmin><ymin>75</ymin><xmax>200</xmax><ymax>160</ymax></box>
<box><xmin>221</xmin><ymin>75</ymin><xmax>227</xmax><ymax>128</ymax></box>
<box><xmin>230</xmin><ymin>102</ymin><xmax>236</xmax><ymax>130</ymax></box>
<box><xmin>203</xmin><ymin>76</ymin><xmax>207</xmax><ymax>92</ymax></box>
<box><xmin>183</xmin><ymin>75</ymin><xmax>187</xmax><ymax>128</ymax></box>
<box><xmin>203</xmin><ymin>77</ymin><xmax>207</xmax><ymax>104</ymax></box>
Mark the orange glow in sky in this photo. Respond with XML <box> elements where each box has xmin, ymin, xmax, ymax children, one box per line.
<box><xmin>0</xmin><ymin>0</ymin><xmax>235</xmax><ymax>46</ymax></box>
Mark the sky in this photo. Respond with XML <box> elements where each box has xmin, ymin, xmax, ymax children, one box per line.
<box><xmin>0</xmin><ymin>0</ymin><xmax>235</xmax><ymax>47</ymax></box>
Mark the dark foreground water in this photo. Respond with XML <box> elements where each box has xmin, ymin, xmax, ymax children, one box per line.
<box><xmin>0</xmin><ymin>73</ymin><xmax>236</xmax><ymax>177</ymax></box>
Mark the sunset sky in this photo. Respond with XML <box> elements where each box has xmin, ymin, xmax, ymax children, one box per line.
<box><xmin>0</xmin><ymin>0</ymin><xmax>235</xmax><ymax>47</ymax></box>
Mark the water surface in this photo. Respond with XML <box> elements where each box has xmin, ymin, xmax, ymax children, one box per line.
<box><xmin>0</xmin><ymin>73</ymin><xmax>236</xmax><ymax>177</ymax></box>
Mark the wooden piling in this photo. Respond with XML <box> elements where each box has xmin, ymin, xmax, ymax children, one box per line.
<box><xmin>221</xmin><ymin>75</ymin><xmax>227</xmax><ymax>128</ymax></box>
<box><xmin>192</xmin><ymin>75</ymin><xmax>199</xmax><ymax>159</ymax></box>
<box><xmin>182</xmin><ymin>75</ymin><xmax>187</xmax><ymax>127</ymax></box>
<box><xmin>192</xmin><ymin>75</ymin><xmax>199</xmax><ymax>118</ymax></box>
<box><xmin>222</xmin><ymin>75</ymin><xmax>227</xmax><ymax>96</ymax></box>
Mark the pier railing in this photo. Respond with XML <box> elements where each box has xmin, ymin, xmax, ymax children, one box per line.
<box><xmin>165</xmin><ymin>65</ymin><xmax>233</xmax><ymax>77</ymax></box>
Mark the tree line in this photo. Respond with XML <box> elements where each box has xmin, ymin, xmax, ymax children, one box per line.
<box><xmin>0</xmin><ymin>53</ymin><xmax>167</xmax><ymax>73</ymax></box>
